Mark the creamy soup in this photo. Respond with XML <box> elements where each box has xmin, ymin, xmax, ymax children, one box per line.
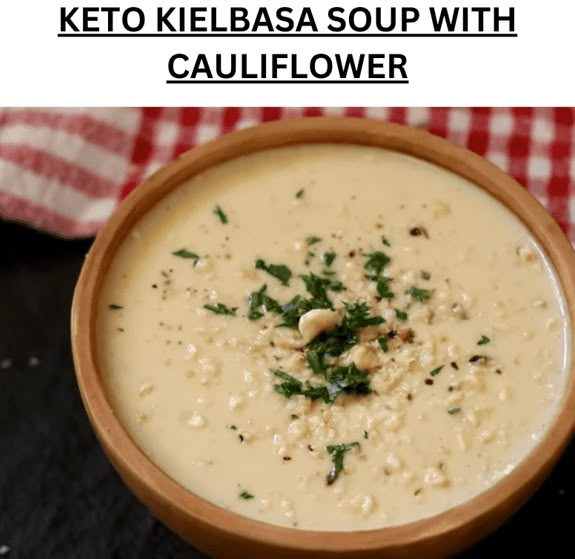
<box><xmin>98</xmin><ymin>145</ymin><xmax>569</xmax><ymax>531</ymax></box>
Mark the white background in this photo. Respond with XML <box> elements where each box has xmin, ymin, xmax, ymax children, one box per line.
<box><xmin>0</xmin><ymin>0</ymin><xmax>572</xmax><ymax>106</ymax></box>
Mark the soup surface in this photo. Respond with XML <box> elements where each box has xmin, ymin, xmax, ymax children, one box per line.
<box><xmin>98</xmin><ymin>144</ymin><xmax>569</xmax><ymax>530</ymax></box>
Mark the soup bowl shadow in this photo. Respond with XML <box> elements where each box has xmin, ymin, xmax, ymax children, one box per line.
<box><xmin>71</xmin><ymin>117</ymin><xmax>575</xmax><ymax>558</ymax></box>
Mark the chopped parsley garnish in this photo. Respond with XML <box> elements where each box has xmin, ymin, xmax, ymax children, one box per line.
<box><xmin>394</xmin><ymin>308</ymin><xmax>408</xmax><ymax>321</ymax></box>
<box><xmin>342</xmin><ymin>302</ymin><xmax>385</xmax><ymax>330</ymax></box>
<box><xmin>239</xmin><ymin>491</ymin><xmax>254</xmax><ymax>500</ymax></box>
<box><xmin>378</xmin><ymin>337</ymin><xmax>389</xmax><ymax>353</ymax></box>
<box><xmin>362</xmin><ymin>251</ymin><xmax>391</xmax><ymax>278</ymax></box>
<box><xmin>477</xmin><ymin>335</ymin><xmax>491</xmax><ymax>345</ymax></box>
<box><xmin>172</xmin><ymin>248</ymin><xmax>200</xmax><ymax>265</ymax></box>
<box><xmin>255</xmin><ymin>259</ymin><xmax>292</xmax><ymax>286</ymax></box>
<box><xmin>382</xmin><ymin>236</ymin><xmax>391</xmax><ymax>247</ymax></box>
<box><xmin>363</xmin><ymin>430</ymin><xmax>369</xmax><ymax>439</ymax></box>
<box><xmin>203</xmin><ymin>303</ymin><xmax>236</xmax><ymax>316</ymax></box>
<box><xmin>323</xmin><ymin>251</ymin><xmax>336</xmax><ymax>267</ymax></box>
<box><xmin>448</xmin><ymin>407</ymin><xmax>462</xmax><ymax>415</ymax></box>
<box><xmin>307</xmin><ymin>327</ymin><xmax>356</xmax><ymax>359</ymax></box>
<box><xmin>406</xmin><ymin>286</ymin><xmax>431</xmax><ymax>302</ymax></box>
<box><xmin>326</xmin><ymin>442</ymin><xmax>360</xmax><ymax>485</ymax></box>
<box><xmin>108</xmin><ymin>304</ymin><xmax>123</xmax><ymax>310</ymax></box>
<box><xmin>301</xmin><ymin>273</ymin><xmax>341</xmax><ymax>309</ymax></box>
<box><xmin>307</xmin><ymin>236</ymin><xmax>322</xmax><ymax>245</ymax></box>
<box><xmin>304</xmin><ymin>302</ymin><xmax>383</xmax><ymax>362</ymax></box>
<box><xmin>272</xmin><ymin>362</ymin><xmax>371</xmax><ymax>404</ymax></box>
<box><xmin>272</xmin><ymin>370</ymin><xmax>307</xmax><ymax>399</ymax></box>
<box><xmin>325</xmin><ymin>363</ymin><xmax>372</xmax><ymax>400</ymax></box>
<box><xmin>213</xmin><ymin>205</ymin><xmax>228</xmax><ymax>224</ymax></box>
<box><xmin>247</xmin><ymin>284</ymin><xmax>282</xmax><ymax>320</ymax></box>
<box><xmin>230</xmin><ymin>425</ymin><xmax>237</xmax><ymax>430</ymax></box>
<box><xmin>296</xmin><ymin>189</ymin><xmax>304</xmax><ymax>199</ymax></box>
<box><xmin>275</xmin><ymin>294</ymin><xmax>311</xmax><ymax>328</ymax></box>
<box><xmin>376</xmin><ymin>276</ymin><xmax>394</xmax><ymax>299</ymax></box>
<box><xmin>429</xmin><ymin>365</ymin><xmax>444</xmax><ymax>377</ymax></box>
<box><xmin>306</xmin><ymin>349</ymin><xmax>324</xmax><ymax>375</ymax></box>
<box><xmin>272</xmin><ymin>369</ymin><xmax>330</xmax><ymax>402</ymax></box>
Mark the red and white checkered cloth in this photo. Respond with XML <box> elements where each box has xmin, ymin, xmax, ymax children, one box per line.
<box><xmin>0</xmin><ymin>107</ymin><xmax>574</xmax><ymax>242</ymax></box>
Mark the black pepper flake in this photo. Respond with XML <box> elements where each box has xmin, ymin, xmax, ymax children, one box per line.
<box><xmin>307</xmin><ymin>445</ymin><xmax>314</xmax><ymax>452</ymax></box>
<box><xmin>291</xmin><ymin>414</ymin><xmax>299</xmax><ymax>420</ymax></box>
<box><xmin>451</xmin><ymin>361</ymin><xmax>459</xmax><ymax>370</ymax></box>
<box><xmin>496</xmin><ymin>369</ymin><xmax>503</xmax><ymax>375</ymax></box>
<box><xmin>152</xmin><ymin>284</ymin><xmax>158</xmax><ymax>289</ymax></box>
<box><xmin>409</xmin><ymin>226</ymin><xmax>429</xmax><ymax>238</ymax></box>
<box><xmin>238</xmin><ymin>434</ymin><xmax>245</xmax><ymax>442</ymax></box>
<box><xmin>425</xmin><ymin>378</ymin><xmax>434</xmax><ymax>386</ymax></box>
<box><xmin>283</xmin><ymin>456</ymin><xmax>292</xmax><ymax>461</ymax></box>
<box><xmin>407</xmin><ymin>393</ymin><xmax>413</xmax><ymax>401</ymax></box>
<box><xmin>117</xmin><ymin>327</ymin><xmax>125</xmax><ymax>332</ymax></box>
<box><xmin>414</xmin><ymin>488</ymin><xmax>422</xmax><ymax>496</ymax></box>
<box><xmin>448</xmin><ymin>386</ymin><xmax>454</xmax><ymax>392</ymax></box>
<box><xmin>469</xmin><ymin>355</ymin><xmax>487</xmax><ymax>363</ymax></box>
<box><xmin>387</xmin><ymin>330</ymin><xmax>398</xmax><ymax>339</ymax></box>
<box><xmin>348</xmin><ymin>250</ymin><xmax>356</xmax><ymax>258</ymax></box>
<box><xmin>420</xmin><ymin>270</ymin><xmax>431</xmax><ymax>280</ymax></box>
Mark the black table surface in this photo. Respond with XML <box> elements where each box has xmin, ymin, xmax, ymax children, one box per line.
<box><xmin>1</xmin><ymin>220</ymin><xmax>573</xmax><ymax>558</ymax></box>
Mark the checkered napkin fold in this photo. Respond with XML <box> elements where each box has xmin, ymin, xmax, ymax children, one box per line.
<box><xmin>0</xmin><ymin>107</ymin><xmax>573</xmax><ymax>242</ymax></box>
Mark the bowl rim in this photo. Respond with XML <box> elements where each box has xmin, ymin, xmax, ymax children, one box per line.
<box><xmin>72</xmin><ymin>116</ymin><xmax>575</xmax><ymax>554</ymax></box>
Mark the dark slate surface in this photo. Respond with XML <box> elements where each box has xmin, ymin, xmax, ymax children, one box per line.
<box><xmin>0</xmin><ymin>220</ymin><xmax>573</xmax><ymax>558</ymax></box>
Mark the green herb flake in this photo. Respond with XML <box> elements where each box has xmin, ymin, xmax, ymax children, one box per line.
<box><xmin>377</xmin><ymin>337</ymin><xmax>389</xmax><ymax>353</ymax></box>
<box><xmin>429</xmin><ymin>365</ymin><xmax>444</xmax><ymax>377</ymax></box>
<box><xmin>362</xmin><ymin>251</ymin><xmax>391</xmax><ymax>278</ymax></box>
<box><xmin>108</xmin><ymin>304</ymin><xmax>123</xmax><ymax>310</ymax></box>
<box><xmin>307</xmin><ymin>236</ymin><xmax>322</xmax><ymax>245</ymax></box>
<box><xmin>477</xmin><ymin>335</ymin><xmax>491</xmax><ymax>346</ymax></box>
<box><xmin>276</xmin><ymin>294</ymin><xmax>310</xmax><ymax>328</ymax></box>
<box><xmin>342</xmin><ymin>302</ymin><xmax>385</xmax><ymax>330</ymax></box>
<box><xmin>230</xmin><ymin>425</ymin><xmax>238</xmax><ymax>431</ymax></box>
<box><xmin>382</xmin><ymin>236</ymin><xmax>391</xmax><ymax>247</ymax></box>
<box><xmin>323</xmin><ymin>251</ymin><xmax>337</xmax><ymax>267</ymax></box>
<box><xmin>296</xmin><ymin>189</ymin><xmax>304</xmax><ymax>199</ymax></box>
<box><xmin>406</xmin><ymin>286</ymin><xmax>431</xmax><ymax>303</ymax></box>
<box><xmin>172</xmin><ymin>248</ymin><xmax>200</xmax><ymax>265</ymax></box>
<box><xmin>376</xmin><ymin>276</ymin><xmax>394</xmax><ymax>299</ymax></box>
<box><xmin>301</xmin><ymin>273</ymin><xmax>336</xmax><ymax>309</ymax></box>
<box><xmin>213</xmin><ymin>205</ymin><xmax>228</xmax><ymax>224</ymax></box>
<box><xmin>306</xmin><ymin>349</ymin><xmax>324</xmax><ymax>375</ymax></box>
<box><xmin>273</xmin><ymin>362</ymin><xmax>371</xmax><ymax>405</ymax></box>
<box><xmin>325</xmin><ymin>363</ymin><xmax>372</xmax><ymax>401</ymax></box>
<box><xmin>272</xmin><ymin>369</ymin><xmax>304</xmax><ymax>399</ymax></box>
<box><xmin>363</xmin><ymin>430</ymin><xmax>369</xmax><ymax>439</ymax></box>
<box><xmin>255</xmin><ymin>259</ymin><xmax>292</xmax><ymax>286</ymax></box>
<box><xmin>247</xmin><ymin>284</ymin><xmax>282</xmax><ymax>321</ymax></box>
<box><xmin>326</xmin><ymin>442</ymin><xmax>360</xmax><ymax>485</ymax></box>
<box><xmin>203</xmin><ymin>303</ymin><xmax>236</xmax><ymax>316</ymax></box>
<box><xmin>394</xmin><ymin>308</ymin><xmax>408</xmax><ymax>321</ymax></box>
<box><xmin>448</xmin><ymin>407</ymin><xmax>462</xmax><ymax>415</ymax></box>
<box><xmin>239</xmin><ymin>491</ymin><xmax>254</xmax><ymax>500</ymax></box>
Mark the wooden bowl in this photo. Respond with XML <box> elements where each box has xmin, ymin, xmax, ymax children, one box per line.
<box><xmin>71</xmin><ymin>117</ymin><xmax>575</xmax><ymax>558</ymax></box>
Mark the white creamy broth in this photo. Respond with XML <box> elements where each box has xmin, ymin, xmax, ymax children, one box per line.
<box><xmin>98</xmin><ymin>144</ymin><xmax>569</xmax><ymax>531</ymax></box>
